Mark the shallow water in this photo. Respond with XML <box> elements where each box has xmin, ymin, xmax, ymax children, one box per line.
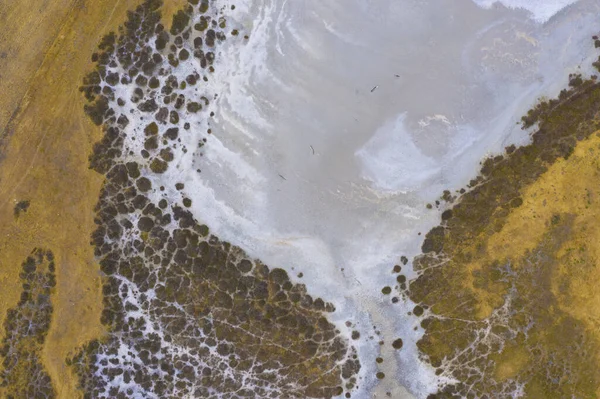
<box><xmin>157</xmin><ymin>0</ymin><xmax>600</xmax><ymax>396</ymax></box>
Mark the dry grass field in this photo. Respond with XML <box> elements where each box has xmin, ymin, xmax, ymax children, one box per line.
<box><xmin>0</xmin><ymin>1</ymin><xmax>192</xmax><ymax>396</ymax></box>
<box><xmin>3</xmin><ymin>0</ymin><xmax>600</xmax><ymax>397</ymax></box>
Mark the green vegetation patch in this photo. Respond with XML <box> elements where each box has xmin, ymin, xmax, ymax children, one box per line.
<box><xmin>0</xmin><ymin>248</ymin><xmax>56</xmax><ymax>399</ymax></box>
<box><xmin>68</xmin><ymin>1</ymin><xmax>361</xmax><ymax>398</ymax></box>
<box><xmin>408</xmin><ymin>41</ymin><xmax>600</xmax><ymax>398</ymax></box>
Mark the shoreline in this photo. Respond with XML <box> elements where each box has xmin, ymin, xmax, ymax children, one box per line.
<box><xmin>0</xmin><ymin>0</ymin><xmax>599</xmax><ymax>397</ymax></box>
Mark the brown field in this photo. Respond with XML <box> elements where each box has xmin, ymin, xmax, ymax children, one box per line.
<box><xmin>0</xmin><ymin>0</ymin><xmax>169</xmax><ymax>397</ymax></box>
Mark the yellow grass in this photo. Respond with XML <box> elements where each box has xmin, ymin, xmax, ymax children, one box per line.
<box><xmin>459</xmin><ymin>132</ymin><xmax>600</xmax><ymax>387</ymax></box>
<box><xmin>0</xmin><ymin>0</ymin><xmax>184</xmax><ymax>397</ymax></box>
<box><xmin>161</xmin><ymin>0</ymin><xmax>188</xmax><ymax>28</ymax></box>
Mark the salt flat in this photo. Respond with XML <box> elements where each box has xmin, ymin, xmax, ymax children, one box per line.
<box><xmin>168</xmin><ymin>0</ymin><xmax>600</xmax><ymax>396</ymax></box>
<box><xmin>1</xmin><ymin>0</ymin><xmax>598</xmax><ymax>396</ymax></box>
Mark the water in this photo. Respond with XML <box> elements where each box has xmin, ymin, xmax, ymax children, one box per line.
<box><xmin>153</xmin><ymin>0</ymin><xmax>599</xmax><ymax>396</ymax></box>
<box><xmin>471</xmin><ymin>0</ymin><xmax>580</xmax><ymax>22</ymax></box>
